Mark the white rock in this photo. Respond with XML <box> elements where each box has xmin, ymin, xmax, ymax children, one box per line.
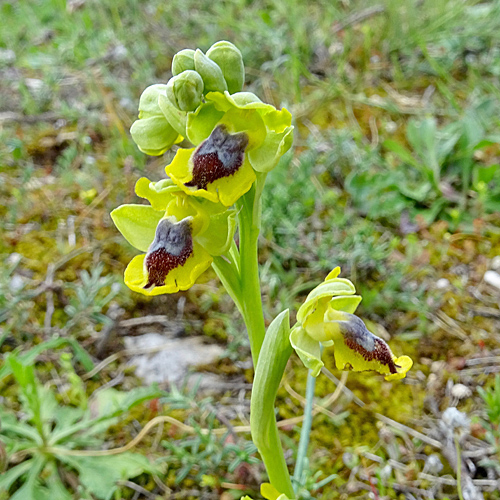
<box><xmin>484</xmin><ymin>270</ymin><xmax>500</xmax><ymax>290</ymax></box>
<box><xmin>124</xmin><ymin>333</ymin><xmax>224</xmax><ymax>385</ymax></box>
<box><xmin>0</xmin><ymin>48</ymin><xmax>15</xmax><ymax>64</ymax></box>
<box><xmin>436</xmin><ymin>278</ymin><xmax>450</xmax><ymax>289</ymax></box>
<box><xmin>10</xmin><ymin>275</ymin><xmax>25</xmax><ymax>292</ymax></box>
<box><xmin>491</xmin><ymin>256</ymin><xmax>500</xmax><ymax>271</ymax></box>
<box><xmin>451</xmin><ymin>383</ymin><xmax>472</xmax><ymax>399</ymax></box>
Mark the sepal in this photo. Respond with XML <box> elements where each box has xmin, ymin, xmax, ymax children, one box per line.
<box><xmin>289</xmin><ymin>326</ymin><xmax>323</xmax><ymax>377</ymax></box>
<box><xmin>110</xmin><ymin>204</ymin><xmax>164</xmax><ymax>252</ymax></box>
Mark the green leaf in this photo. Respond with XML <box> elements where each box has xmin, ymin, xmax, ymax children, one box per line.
<box><xmin>250</xmin><ymin>309</ymin><xmax>292</xmax><ymax>447</ymax></box>
<box><xmin>59</xmin><ymin>453</ymin><xmax>157</xmax><ymax>500</ymax></box>
<box><xmin>406</xmin><ymin>118</ymin><xmax>440</xmax><ymax>182</ymax></box>
<box><xmin>0</xmin><ymin>337</ymin><xmax>94</xmax><ymax>382</ymax></box>
<box><xmin>7</xmin><ymin>355</ymin><xmax>44</xmax><ymax>438</ymax></box>
<box><xmin>92</xmin><ymin>386</ymin><xmax>164</xmax><ymax>420</ymax></box>
<box><xmin>0</xmin><ymin>460</ymin><xmax>34</xmax><ymax>493</ymax></box>
<box><xmin>0</xmin><ymin>412</ymin><xmax>43</xmax><ymax>443</ymax></box>
<box><xmin>474</xmin><ymin>164</ymin><xmax>499</xmax><ymax>185</ymax></box>
<box><xmin>9</xmin><ymin>454</ymin><xmax>46</xmax><ymax>500</ymax></box>
<box><xmin>250</xmin><ymin>310</ymin><xmax>295</xmax><ymax>497</ymax></box>
<box><xmin>383</xmin><ymin>140</ymin><xmax>417</xmax><ymax>166</ymax></box>
<box><xmin>398</xmin><ymin>180</ymin><xmax>432</xmax><ymax>202</ymax></box>
<box><xmin>110</xmin><ymin>204</ymin><xmax>164</xmax><ymax>252</ymax></box>
<box><xmin>51</xmin><ymin>386</ymin><xmax>163</xmax><ymax>444</ymax></box>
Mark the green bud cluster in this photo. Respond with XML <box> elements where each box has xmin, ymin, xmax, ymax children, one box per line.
<box><xmin>130</xmin><ymin>41</ymin><xmax>246</xmax><ymax>155</ymax></box>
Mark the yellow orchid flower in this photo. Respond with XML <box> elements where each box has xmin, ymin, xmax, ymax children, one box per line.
<box><xmin>290</xmin><ymin>267</ymin><xmax>413</xmax><ymax>380</ymax></box>
<box><xmin>165</xmin><ymin>91</ymin><xmax>294</xmax><ymax>207</ymax></box>
<box><xmin>111</xmin><ymin>178</ymin><xmax>236</xmax><ymax>295</ymax></box>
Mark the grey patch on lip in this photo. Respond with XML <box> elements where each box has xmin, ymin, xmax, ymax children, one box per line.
<box><xmin>148</xmin><ymin>218</ymin><xmax>191</xmax><ymax>257</ymax></box>
<box><xmin>338</xmin><ymin>313</ymin><xmax>376</xmax><ymax>352</ymax></box>
<box><xmin>195</xmin><ymin>124</ymin><xmax>248</xmax><ymax>170</ymax></box>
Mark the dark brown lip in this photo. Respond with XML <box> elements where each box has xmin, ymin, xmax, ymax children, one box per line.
<box><xmin>185</xmin><ymin>124</ymin><xmax>249</xmax><ymax>191</ymax></box>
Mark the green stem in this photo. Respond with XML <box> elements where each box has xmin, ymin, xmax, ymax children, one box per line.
<box><xmin>237</xmin><ymin>181</ymin><xmax>266</xmax><ymax>366</ymax></box>
<box><xmin>259</xmin><ymin>421</ymin><xmax>295</xmax><ymax>497</ymax></box>
<box><xmin>455</xmin><ymin>436</ymin><xmax>465</xmax><ymax>500</ymax></box>
<box><xmin>236</xmin><ymin>176</ymin><xmax>294</xmax><ymax>497</ymax></box>
<box><xmin>293</xmin><ymin>369</ymin><xmax>316</xmax><ymax>490</ymax></box>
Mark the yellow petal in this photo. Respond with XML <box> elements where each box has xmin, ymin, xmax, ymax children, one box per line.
<box><xmin>325</xmin><ymin>266</ymin><xmax>341</xmax><ymax>281</ymax></box>
<box><xmin>124</xmin><ymin>242</ymin><xmax>212</xmax><ymax>296</ymax></box>
<box><xmin>326</xmin><ymin>315</ymin><xmax>413</xmax><ymax>380</ymax></box>
<box><xmin>384</xmin><ymin>355</ymin><xmax>413</xmax><ymax>381</ymax></box>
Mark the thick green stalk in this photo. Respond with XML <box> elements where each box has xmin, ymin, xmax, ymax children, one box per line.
<box><xmin>236</xmin><ymin>176</ymin><xmax>295</xmax><ymax>497</ymax></box>
<box><xmin>237</xmin><ymin>181</ymin><xmax>266</xmax><ymax>366</ymax></box>
<box><xmin>293</xmin><ymin>369</ymin><xmax>316</xmax><ymax>490</ymax></box>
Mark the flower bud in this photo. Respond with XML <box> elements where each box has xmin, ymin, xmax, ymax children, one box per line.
<box><xmin>130</xmin><ymin>116</ymin><xmax>179</xmax><ymax>156</ymax></box>
<box><xmin>172</xmin><ymin>48</ymin><xmax>196</xmax><ymax>76</ymax></box>
<box><xmin>206</xmin><ymin>41</ymin><xmax>245</xmax><ymax>94</ymax></box>
<box><xmin>194</xmin><ymin>49</ymin><xmax>227</xmax><ymax>93</ymax></box>
<box><xmin>138</xmin><ymin>84</ymin><xmax>168</xmax><ymax>118</ymax></box>
<box><xmin>131</xmin><ymin>84</ymin><xmax>181</xmax><ymax>155</ymax></box>
<box><xmin>166</xmin><ymin>70</ymin><xmax>204</xmax><ymax>112</ymax></box>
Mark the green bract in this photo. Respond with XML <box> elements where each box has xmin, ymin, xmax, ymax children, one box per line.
<box><xmin>130</xmin><ymin>84</ymin><xmax>181</xmax><ymax>155</ymax></box>
<box><xmin>291</xmin><ymin>267</ymin><xmax>413</xmax><ymax>380</ymax></box>
<box><xmin>111</xmin><ymin>177</ymin><xmax>236</xmax><ymax>295</ymax></box>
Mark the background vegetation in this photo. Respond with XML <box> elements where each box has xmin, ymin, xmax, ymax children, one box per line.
<box><xmin>1</xmin><ymin>0</ymin><xmax>500</xmax><ymax>498</ymax></box>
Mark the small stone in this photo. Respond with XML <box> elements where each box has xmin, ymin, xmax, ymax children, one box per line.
<box><xmin>10</xmin><ymin>275</ymin><xmax>25</xmax><ymax>292</ymax></box>
<box><xmin>491</xmin><ymin>256</ymin><xmax>500</xmax><ymax>271</ymax></box>
<box><xmin>436</xmin><ymin>278</ymin><xmax>450</xmax><ymax>289</ymax></box>
<box><xmin>6</xmin><ymin>253</ymin><xmax>22</xmax><ymax>266</ymax></box>
<box><xmin>484</xmin><ymin>270</ymin><xmax>500</xmax><ymax>290</ymax></box>
<box><xmin>451</xmin><ymin>383</ymin><xmax>472</xmax><ymax>399</ymax></box>
<box><xmin>0</xmin><ymin>48</ymin><xmax>15</xmax><ymax>64</ymax></box>
<box><xmin>424</xmin><ymin>454</ymin><xmax>443</xmax><ymax>474</ymax></box>
<box><xmin>431</xmin><ymin>360</ymin><xmax>446</xmax><ymax>373</ymax></box>
<box><xmin>124</xmin><ymin>333</ymin><xmax>224</xmax><ymax>386</ymax></box>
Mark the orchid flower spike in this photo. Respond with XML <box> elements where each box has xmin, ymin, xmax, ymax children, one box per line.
<box><xmin>290</xmin><ymin>267</ymin><xmax>413</xmax><ymax>380</ymax></box>
<box><xmin>111</xmin><ymin>178</ymin><xmax>236</xmax><ymax>295</ymax></box>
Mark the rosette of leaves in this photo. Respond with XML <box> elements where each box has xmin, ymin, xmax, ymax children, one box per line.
<box><xmin>0</xmin><ymin>354</ymin><xmax>163</xmax><ymax>500</ymax></box>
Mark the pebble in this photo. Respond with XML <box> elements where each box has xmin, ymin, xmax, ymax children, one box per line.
<box><xmin>451</xmin><ymin>383</ymin><xmax>472</xmax><ymax>399</ymax></box>
<box><xmin>0</xmin><ymin>48</ymin><xmax>15</xmax><ymax>64</ymax></box>
<box><xmin>436</xmin><ymin>278</ymin><xmax>450</xmax><ymax>289</ymax></box>
<box><xmin>484</xmin><ymin>270</ymin><xmax>500</xmax><ymax>290</ymax></box>
<box><xmin>491</xmin><ymin>256</ymin><xmax>500</xmax><ymax>271</ymax></box>
<box><xmin>124</xmin><ymin>332</ymin><xmax>224</xmax><ymax>387</ymax></box>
